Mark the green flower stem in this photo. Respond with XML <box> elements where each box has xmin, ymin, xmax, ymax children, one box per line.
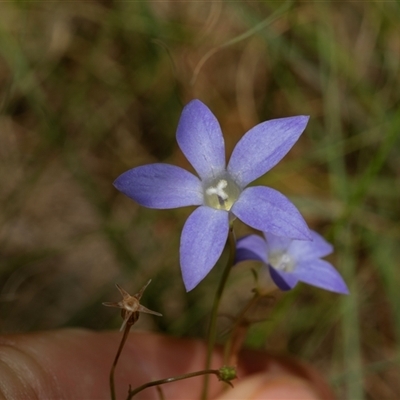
<box><xmin>127</xmin><ymin>369</ymin><xmax>223</xmax><ymax>399</ymax></box>
<box><xmin>201</xmin><ymin>227</ymin><xmax>236</xmax><ymax>400</ymax></box>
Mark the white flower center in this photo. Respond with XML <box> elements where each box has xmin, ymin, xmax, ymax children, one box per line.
<box><xmin>206</xmin><ymin>179</ymin><xmax>228</xmax><ymax>200</ymax></box>
<box><xmin>203</xmin><ymin>175</ymin><xmax>241</xmax><ymax>211</ymax></box>
<box><xmin>269</xmin><ymin>251</ymin><xmax>295</xmax><ymax>273</ymax></box>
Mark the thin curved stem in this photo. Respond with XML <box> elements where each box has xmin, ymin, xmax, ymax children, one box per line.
<box><xmin>127</xmin><ymin>369</ymin><xmax>222</xmax><ymax>400</ymax></box>
<box><xmin>201</xmin><ymin>227</ymin><xmax>236</xmax><ymax>400</ymax></box>
<box><xmin>110</xmin><ymin>321</ymin><xmax>132</xmax><ymax>400</ymax></box>
<box><xmin>223</xmin><ymin>292</ymin><xmax>260</xmax><ymax>365</ymax></box>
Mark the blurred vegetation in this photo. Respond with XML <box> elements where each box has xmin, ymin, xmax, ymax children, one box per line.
<box><xmin>0</xmin><ymin>1</ymin><xmax>399</xmax><ymax>399</ymax></box>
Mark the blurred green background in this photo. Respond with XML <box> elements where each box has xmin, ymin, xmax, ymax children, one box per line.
<box><xmin>1</xmin><ymin>1</ymin><xmax>399</xmax><ymax>398</ymax></box>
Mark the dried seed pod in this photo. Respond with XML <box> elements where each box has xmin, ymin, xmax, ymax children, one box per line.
<box><xmin>103</xmin><ymin>280</ymin><xmax>162</xmax><ymax>331</ymax></box>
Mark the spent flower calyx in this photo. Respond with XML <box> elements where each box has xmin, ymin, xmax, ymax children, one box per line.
<box><xmin>103</xmin><ymin>280</ymin><xmax>162</xmax><ymax>331</ymax></box>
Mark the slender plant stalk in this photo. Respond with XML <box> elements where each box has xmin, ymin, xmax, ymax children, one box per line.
<box><xmin>109</xmin><ymin>315</ymin><xmax>136</xmax><ymax>400</ymax></box>
<box><xmin>127</xmin><ymin>369</ymin><xmax>222</xmax><ymax>400</ymax></box>
<box><xmin>223</xmin><ymin>292</ymin><xmax>260</xmax><ymax>365</ymax></box>
<box><xmin>156</xmin><ymin>386</ymin><xmax>165</xmax><ymax>400</ymax></box>
<box><xmin>201</xmin><ymin>227</ymin><xmax>236</xmax><ymax>400</ymax></box>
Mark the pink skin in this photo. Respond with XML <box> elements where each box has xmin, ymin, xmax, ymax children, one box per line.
<box><xmin>0</xmin><ymin>329</ymin><xmax>336</xmax><ymax>400</ymax></box>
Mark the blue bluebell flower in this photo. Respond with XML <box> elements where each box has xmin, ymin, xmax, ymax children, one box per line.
<box><xmin>235</xmin><ymin>230</ymin><xmax>348</xmax><ymax>294</ymax></box>
<box><xmin>114</xmin><ymin>100</ymin><xmax>311</xmax><ymax>291</ymax></box>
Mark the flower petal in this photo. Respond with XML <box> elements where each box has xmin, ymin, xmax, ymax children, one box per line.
<box><xmin>228</xmin><ymin>116</ymin><xmax>309</xmax><ymax>187</ymax></box>
<box><xmin>294</xmin><ymin>259</ymin><xmax>349</xmax><ymax>294</ymax></box>
<box><xmin>114</xmin><ymin>163</ymin><xmax>203</xmax><ymax>209</ymax></box>
<box><xmin>180</xmin><ymin>206</ymin><xmax>229</xmax><ymax>291</ymax></box>
<box><xmin>268</xmin><ymin>266</ymin><xmax>299</xmax><ymax>291</ymax></box>
<box><xmin>176</xmin><ymin>100</ymin><xmax>226</xmax><ymax>181</ymax></box>
<box><xmin>288</xmin><ymin>230</ymin><xmax>333</xmax><ymax>261</ymax></box>
<box><xmin>231</xmin><ymin>186</ymin><xmax>311</xmax><ymax>240</ymax></box>
<box><xmin>235</xmin><ymin>234</ymin><xmax>268</xmax><ymax>265</ymax></box>
<box><xmin>264</xmin><ymin>232</ymin><xmax>292</xmax><ymax>254</ymax></box>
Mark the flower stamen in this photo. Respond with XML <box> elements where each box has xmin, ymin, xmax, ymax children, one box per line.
<box><xmin>269</xmin><ymin>252</ymin><xmax>295</xmax><ymax>273</ymax></box>
<box><xmin>206</xmin><ymin>179</ymin><xmax>228</xmax><ymax>206</ymax></box>
<box><xmin>204</xmin><ymin>176</ymin><xmax>241</xmax><ymax>211</ymax></box>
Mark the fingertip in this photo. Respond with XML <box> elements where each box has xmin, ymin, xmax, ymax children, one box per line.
<box><xmin>214</xmin><ymin>373</ymin><xmax>321</xmax><ymax>400</ymax></box>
